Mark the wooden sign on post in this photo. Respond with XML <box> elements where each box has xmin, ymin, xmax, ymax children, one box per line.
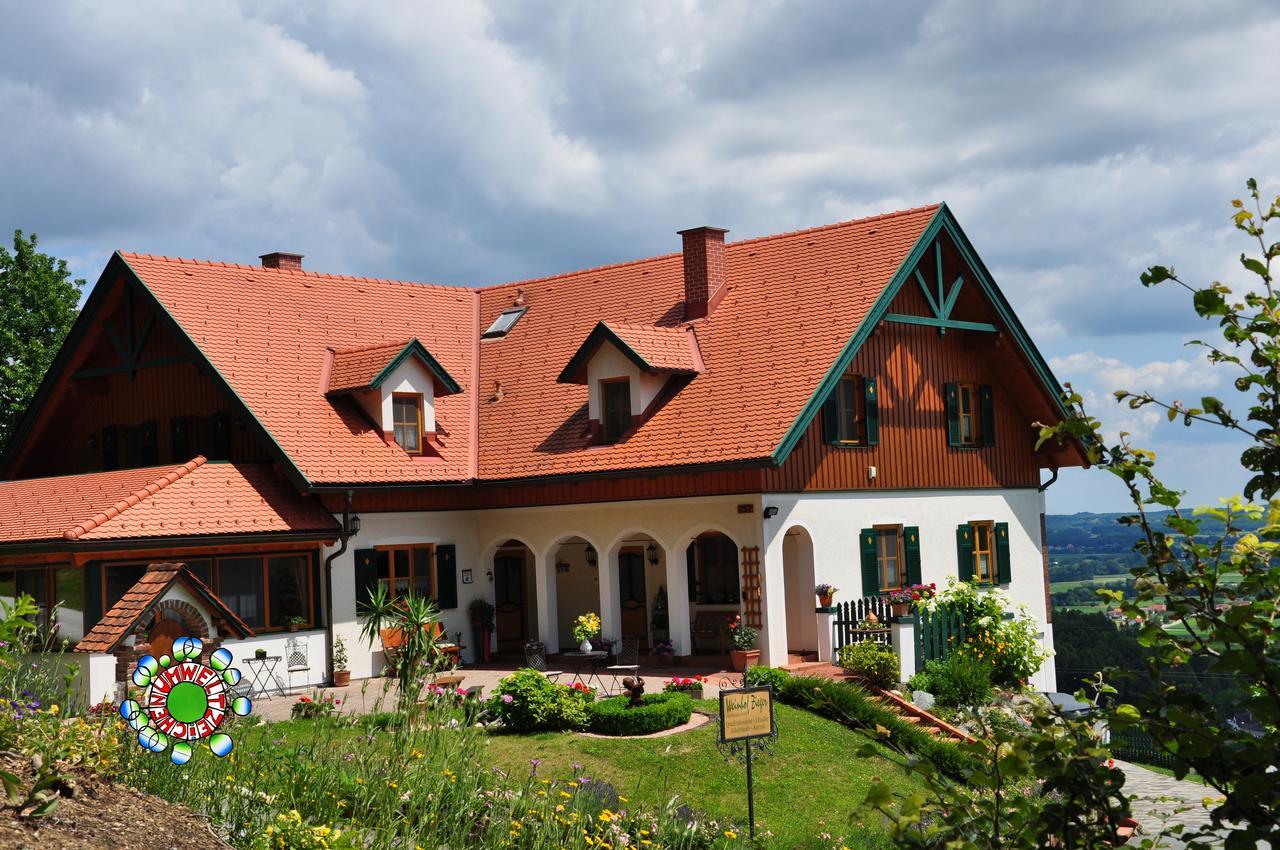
<box><xmin>718</xmin><ymin>685</ymin><xmax>777</xmax><ymax>840</ymax></box>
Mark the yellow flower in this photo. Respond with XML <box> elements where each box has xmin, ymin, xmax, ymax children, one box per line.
<box><xmin>724</xmin><ymin>831</ymin><xmax>737</xmax><ymax>839</ymax></box>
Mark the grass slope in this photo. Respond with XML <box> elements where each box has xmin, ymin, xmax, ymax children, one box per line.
<box><xmin>485</xmin><ymin>699</ymin><xmax>914</xmax><ymax>849</ymax></box>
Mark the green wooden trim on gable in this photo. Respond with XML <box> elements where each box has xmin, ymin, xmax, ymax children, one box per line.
<box><xmin>770</xmin><ymin>204</ymin><xmax>1074</xmax><ymax>467</ymax></box>
<box><xmin>368</xmin><ymin>338</ymin><xmax>462</xmax><ymax>395</ymax></box>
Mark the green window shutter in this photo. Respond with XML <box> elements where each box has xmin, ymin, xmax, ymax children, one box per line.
<box><xmin>859</xmin><ymin>529</ymin><xmax>880</xmax><ymax>596</ymax></box>
<box><xmin>979</xmin><ymin>385</ymin><xmax>996</xmax><ymax>447</ymax></box>
<box><xmin>904</xmin><ymin>527</ymin><xmax>921</xmax><ymax>586</ymax></box>
<box><xmin>995</xmin><ymin>523</ymin><xmax>1012</xmax><ymax>584</ymax></box>
<box><xmin>83</xmin><ymin>562</ymin><xmax>103</xmax><ymax>631</ymax></box>
<box><xmin>353</xmin><ymin>548</ymin><xmax>381</xmax><ymax>612</ymax></box>
<box><xmin>944</xmin><ymin>382</ymin><xmax>961</xmax><ymax>447</ymax></box>
<box><xmin>170</xmin><ymin>417</ymin><xmax>190</xmax><ymax>462</ymax></box>
<box><xmin>822</xmin><ymin>391</ymin><xmax>840</xmax><ymax>445</ymax></box>
<box><xmin>686</xmin><ymin>543</ymin><xmax>697</xmax><ymax>602</ymax></box>
<box><xmin>864</xmin><ymin>377</ymin><xmax>880</xmax><ymax>446</ymax></box>
<box><xmin>435</xmin><ymin>544</ymin><xmax>458</xmax><ymax>609</ymax></box>
<box><xmin>956</xmin><ymin>524</ymin><xmax>975</xmax><ymax>582</ymax></box>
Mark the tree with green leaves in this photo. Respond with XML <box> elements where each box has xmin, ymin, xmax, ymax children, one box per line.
<box><xmin>862</xmin><ymin>181</ymin><xmax>1280</xmax><ymax>848</ymax></box>
<box><xmin>0</xmin><ymin>230</ymin><xmax>83</xmax><ymax>451</ymax></box>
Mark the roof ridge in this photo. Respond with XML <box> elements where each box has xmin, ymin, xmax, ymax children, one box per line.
<box><xmin>118</xmin><ymin>252</ymin><xmax>471</xmax><ymax>295</ymax></box>
<box><xmin>63</xmin><ymin>456</ymin><xmax>207</xmax><ymax>540</ymax></box>
<box><xmin>477</xmin><ymin>204</ymin><xmax>942</xmax><ymax>293</ymax></box>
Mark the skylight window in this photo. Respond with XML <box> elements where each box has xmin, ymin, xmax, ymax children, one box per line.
<box><xmin>483</xmin><ymin>307</ymin><xmax>527</xmax><ymax>339</ymax></box>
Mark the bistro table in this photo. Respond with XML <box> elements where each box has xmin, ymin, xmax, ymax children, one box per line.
<box><xmin>244</xmin><ymin>655</ymin><xmax>286</xmax><ymax>700</ymax></box>
<box><xmin>562</xmin><ymin>651</ymin><xmax>609</xmax><ymax>695</ymax></box>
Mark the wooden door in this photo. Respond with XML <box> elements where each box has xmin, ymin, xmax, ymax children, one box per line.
<box><xmin>494</xmin><ymin>550</ymin><xmax>527</xmax><ymax>651</ymax></box>
<box><xmin>618</xmin><ymin>549</ymin><xmax>648</xmax><ymax>648</ymax></box>
<box><xmin>148</xmin><ymin>617</ymin><xmax>185</xmax><ymax>661</ymax></box>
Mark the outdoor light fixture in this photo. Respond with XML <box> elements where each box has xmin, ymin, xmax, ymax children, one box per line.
<box><xmin>763</xmin><ymin>506</ymin><xmax>779</xmax><ymax>519</ymax></box>
<box><xmin>585</xmin><ymin>544</ymin><xmax>598</xmax><ymax>567</ymax></box>
<box><xmin>347</xmin><ymin>513</ymin><xmax>362</xmax><ymax>535</ymax></box>
<box><xmin>486</xmin><ymin>570</ymin><xmax>494</xmax><ymax>582</ymax></box>
<box><xmin>646</xmin><ymin>541</ymin><xmax>659</xmax><ymax>565</ymax></box>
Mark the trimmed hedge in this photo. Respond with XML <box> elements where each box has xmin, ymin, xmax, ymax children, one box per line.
<box><xmin>743</xmin><ymin>665</ymin><xmax>792</xmax><ymax>691</ymax></box>
<box><xmin>587</xmin><ymin>693</ymin><xmax>693</xmax><ymax>736</ymax></box>
<box><xmin>777</xmin><ymin>676</ymin><xmax>975</xmax><ymax>780</ymax></box>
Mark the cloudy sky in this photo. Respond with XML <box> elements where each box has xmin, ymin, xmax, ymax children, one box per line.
<box><xmin>2</xmin><ymin>1</ymin><xmax>1277</xmax><ymax>513</ymax></box>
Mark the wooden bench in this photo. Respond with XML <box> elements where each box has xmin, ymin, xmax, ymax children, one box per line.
<box><xmin>690</xmin><ymin>610</ymin><xmax>728</xmax><ymax>654</ymax></box>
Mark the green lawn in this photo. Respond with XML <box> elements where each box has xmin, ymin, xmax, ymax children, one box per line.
<box><xmin>485</xmin><ymin>699</ymin><xmax>914</xmax><ymax>849</ymax></box>
<box><xmin>1049</xmin><ymin>574</ymin><xmax>1130</xmax><ymax>591</ymax></box>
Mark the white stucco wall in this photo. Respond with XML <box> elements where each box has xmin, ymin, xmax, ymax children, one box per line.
<box><xmin>379</xmin><ymin>357</ymin><xmax>438</xmax><ymax>433</ymax></box>
<box><xmin>761</xmin><ymin>487</ymin><xmax>1056</xmax><ymax>690</ymax></box>
<box><xmin>584</xmin><ymin>343</ymin><xmax>667</xmax><ymax>420</ymax></box>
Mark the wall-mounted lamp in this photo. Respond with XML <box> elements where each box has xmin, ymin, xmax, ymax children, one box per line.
<box><xmin>763</xmin><ymin>506</ymin><xmax>779</xmax><ymax>519</ymax></box>
<box><xmin>646</xmin><ymin>541</ymin><xmax>659</xmax><ymax>566</ymax></box>
<box><xmin>347</xmin><ymin>513</ymin><xmax>362</xmax><ymax>536</ymax></box>
<box><xmin>486</xmin><ymin>570</ymin><xmax>494</xmax><ymax>583</ymax></box>
<box><xmin>584</xmin><ymin>544</ymin><xmax>598</xmax><ymax>567</ymax></box>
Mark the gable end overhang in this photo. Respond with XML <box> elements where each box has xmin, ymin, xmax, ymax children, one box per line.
<box><xmin>556</xmin><ymin>321</ymin><xmax>699</xmax><ymax>385</ymax></box>
<box><xmin>369</xmin><ymin>338</ymin><xmax>462</xmax><ymax>395</ymax></box>
<box><xmin>769</xmin><ymin>204</ymin><xmax>1080</xmax><ymax>467</ymax></box>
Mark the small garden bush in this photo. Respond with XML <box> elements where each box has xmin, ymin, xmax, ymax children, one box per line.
<box><xmin>926</xmin><ymin>654</ymin><xmax>993</xmax><ymax>708</ymax></box>
<box><xmin>486</xmin><ymin>668</ymin><xmax>594</xmax><ymax>732</ymax></box>
<box><xmin>743</xmin><ymin>665</ymin><xmax>791</xmax><ymax>691</ymax></box>
<box><xmin>777</xmin><ymin>676</ymin><xmax>975</xmax><ymax>780</ymax></box>
<box><xmin>836</xmin><ymin>640</ymin><xmax>899</xmax><ymax>688</ymax></box>
<box><xmin>905</xmin><ymin>669</ymin><xmax>933</xmax><ymax>694</ymax></box>
<box><xmin>587</xmin><ymin>692</ymin><xmax>693</xmax><ymax>736</ymax></box>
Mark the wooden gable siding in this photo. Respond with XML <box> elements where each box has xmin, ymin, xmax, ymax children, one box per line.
<box><xmin>15</xmin><ymin>279</ymin><xmax>270</xmax><ymax>477</ymax></box>
<box><xmin>765</xmin><ymin>238</ymin><xmax>1045</xmax><ymax>493</ymax></box>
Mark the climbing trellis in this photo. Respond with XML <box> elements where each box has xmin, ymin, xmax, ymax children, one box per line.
<box><xmin>740</xmin><ymin>547</ymin><xmax>762</xmax><ymax>629</ymax></box>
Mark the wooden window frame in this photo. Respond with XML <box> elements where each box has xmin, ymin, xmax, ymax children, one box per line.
<box><xmin>391</xmin><ymin>392</ymin><xmax>426</xmax><ymax>456</ymax></box>
<box><xmin>374</xmin><ymin>544</ymin><xmax>436</xmax><ymax>603</ymax></box>
<box><xmin>835</xmin><ymin>373</ymin><xmax>867</xmax><ymax>445</ymax></box>
<box><xmin>957</xmin><ymin>382</ymin><xmax>981</xmax><ymax>447</ymax></box>
<box><xmin>874</xmin><ymin>524</ymin><xmax>904</xmax><ymax>592</ymax></box>
<box><xmin>970</xmin><ymin>520</ymin><xmax>996</xmax><ymax>583</ymax></box>
<box><xmin>600</xmin><ymin>377</ymin><xmax>632</xmax><ymax>444</ymax></box>
<box><xmin>0</xmin><ymin>564</ymin><xmax>66</xmax><ymax>634</ymax></box>
<box><xmin>99</xmin><ymin>550</ymin><xmax>316</xmax><ymax>634</ymax></box>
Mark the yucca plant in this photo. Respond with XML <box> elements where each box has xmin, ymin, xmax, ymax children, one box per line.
<box><xmin>357</xmin><ymin>586</ymin><xmax>448</xmax><ymax>712</ymax></box>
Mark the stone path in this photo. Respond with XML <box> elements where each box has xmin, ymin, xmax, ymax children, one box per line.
<box><xmin>1115</xmin><ymin>760</ymin><xmax>1226</xmax><ymax>847</ymax></box>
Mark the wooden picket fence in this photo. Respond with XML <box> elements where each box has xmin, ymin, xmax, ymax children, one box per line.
<box><xmin>913</xmin><ymin>601</ymin><xmax>968</xmax><ymax>673</ymax></box>
<box><xmin>830</xmin><ymin>595</ymin><xmax>893</xmax><ymax>652</ymax></box>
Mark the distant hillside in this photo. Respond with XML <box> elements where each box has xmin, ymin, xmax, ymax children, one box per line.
<box><xmin>1046</xmin><ymin>510</ymin><xmax>1262</xmax><ymax>554</ymax></box>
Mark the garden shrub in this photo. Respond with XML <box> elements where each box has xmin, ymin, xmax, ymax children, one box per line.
<box><xmin>777</xmin><ymin>675</ymin><xmax>975</xmax><ymax>780</ymax></box>
<box><xmin>587</xmin><ymin>693</ymin><xmax>693</xmax><ymax>736</ymax></box>
<box><xmin>743</xmin><ymin>665</ymin><xmax>791</xmax><ymax>691</ymax></box>
<box><xmin>905</xmin><ymin>670</ymin><xmax>934</xmax><ymax>694</ymax></box>
<box><xmin>918</xmin><ymin>577</ymin><xmax>1048</xmax><ymax>687</ymax></box>
<box><xmin>836</xmin><ymin>640</ymin><xmax>899</xmax><ymax>688</ymax></box>
<box><xmin>926</xmin><ymin>654</ymin><xmax>993</xmax><ymax>708</ymax></box>
<box><xmin>486</xmin><ymin>668</ymin><xmax>593</xmax><ymax>732</ymax></box>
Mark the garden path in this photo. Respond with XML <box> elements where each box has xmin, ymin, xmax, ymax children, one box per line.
<box><xmin>1115</xmin><ymin>759</ymin><xmax>1229</xmax><ymax>847</ymax></box>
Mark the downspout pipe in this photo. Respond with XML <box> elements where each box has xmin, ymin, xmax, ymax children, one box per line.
<box><xmin>1038</xmin><ymin>461</ymin><xmax>1059</xmax><ymax>492</ymax></box>
<box><xmin>323</xmin><ymin>490</ymin><xmax>357</xmax><ymax>684</ymax></box>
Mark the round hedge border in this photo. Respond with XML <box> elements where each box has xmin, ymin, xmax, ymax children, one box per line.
<box><xmin>586</xmin><ymin>692</ymin><xmax>693</xmax><ymax>736</ymax></box>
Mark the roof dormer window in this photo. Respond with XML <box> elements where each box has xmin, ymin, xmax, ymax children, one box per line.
<box><xmin>601</xmin><ymin>378</ymin><xmax>632</xmax><ymax>444</ymax></box>
<box><xmin>483</xmin><ymin>307</ymin><xmax>527</xmax><ymax>339</ymax></box>
<box><xmin>392</xmin><ymin>393</ymin><xmax>424</xmax><ymax>454</ymax></box>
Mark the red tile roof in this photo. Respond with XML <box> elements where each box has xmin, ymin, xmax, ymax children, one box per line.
<box><xmin>118</xmin><ymin>205</ymin><xmax>940</xmax><ymax>484</ymax></box>
<box><xmin>76</xmin><ymin>562</ymin><xmax>253</xmax><ymax>653</ymax></box>
<box><xmin>0</xmin><ymin>458</ymin><xmax>338</xmax><ymax>546</ymax></box>
<box><xmin>559</xmin><ymin>321</ymin><xmax>703</xmax><ymax>384</ymax></box>
<box><xmin>327</xmin><ymin>339</ymin><xmax>413</xmax><ymax>394</ymax></box>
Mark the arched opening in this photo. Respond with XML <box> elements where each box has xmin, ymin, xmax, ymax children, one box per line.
<box><xmin>551</xmin><ymin>536</ymin><xmax>600</xmax><ymax>650</ymax></box>
<box><xmin>608</xmin><ymin>533</ymin><xmax>665</xmax><ymax>650</ymax></box>
<box><xmin>493</xmin><ymin>540</ymin><xmax>537</xmax><ymax>653</ymax></box>
<box><xmin>686</xmin><ymin>531</ymin><xmax>740</xmax><ymax>654</ymax></box>
<box><xmin>783</xmin><ymin>525</ymin><xmax>818</xmax><ymax>661</ymax></box>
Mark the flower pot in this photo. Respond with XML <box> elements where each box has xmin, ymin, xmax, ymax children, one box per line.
<box><xmin>332</xmin><ymin>670</ymin><xmax>351</xmax><ymax>688</ymax></box>
<box><xmin>891</xmin><ymin>602</ymin><xmax>910</xmax><ymax>617</ymax></box>
<box><xmin>579</xmin><ymin>639</ymin><xmax>593</xmax><ymax>653</ymax></box>
<box><xmin>289</xmin><ymin>623</ymin><xmax>300</xmax><ymax>632</ymax></box>
<box><xmin>818</xmin><ymin>594</ymin><xmax>834</xmax><ymax>607</ymax></box>
<box><xmin>729</xmin><ymin>649</ymin><xmax>760</xmax><ymax>672</ymax></box>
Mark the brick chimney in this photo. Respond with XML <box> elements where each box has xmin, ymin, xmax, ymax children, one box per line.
<box><xmin>260</xmin><ymin>252</ymin><xmax>303</xmax><ymax>271</ymax></box>
<box><xmin>678</xmin><ymin>226</ymin><xmax>728</xmax><ymax>320</ymax></box>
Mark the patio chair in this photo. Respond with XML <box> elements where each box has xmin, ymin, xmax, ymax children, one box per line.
<box><xmin>606</xmin><ymin>637</ymin><xmax>640</xmax><ymax>694</ymax></box>
<box><xmin>285</xmin><ymin>636</ymin><xmax>310</xmax><ymax>692</ymax></box>
<box><xmin>524</xmin><ymin>642</ymin><xmax>562</xmax><ymax>681</ymax></box>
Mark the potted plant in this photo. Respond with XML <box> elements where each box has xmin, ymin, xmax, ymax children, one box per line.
<box><xmin>650</xmin><ymin>639</ymin><xmax>675</xmax><ymax>667</ymax></box>
<box><xmin>724</xmin><ymin>614</ymin><xmax>759</xmax><ymax>671</ymax></box>
<box><xmin>254</xmin><ymin>647</ymin><xmax>267</xmax><ymax>660</ymax></box>
<box><xmin>815</xmin><ymin>582</ymin><xmax>838</xmax><ymax>607</ymax></box>
<box><xmin>468</xmin><ymin>598</ymin><xmax>496</xmax><ymax>663</ymax></box>
<box><xmin>288</xmin><ymin>615</ymin><xmax>307</xmax><ymax>633</ymax></box>
<box><xmin>332</xmin><ymin>636</ymin><xmax>350</xmax><ymax>687</ymax></box>
<box><xmin>572</xmin><ymin>612</ymin><xmax>601</xmax><ymax>653</ymax></box>
<box><xmin>888</xmin><ymin>583</ymin><xmax>937</xmax><ymax>617</ymax></box>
